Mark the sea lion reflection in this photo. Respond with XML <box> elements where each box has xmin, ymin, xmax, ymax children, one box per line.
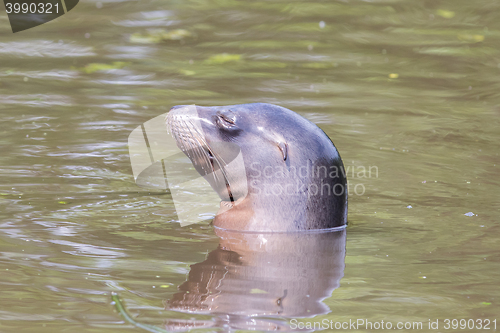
<box><xmin>166</xmin><ymin>228</ymin><xmax>346</xmax><ymax>331</ymax></box>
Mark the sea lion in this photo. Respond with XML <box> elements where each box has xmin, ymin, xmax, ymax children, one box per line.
<box><xmin>166</xmin><ymin>103</ymin><xmax>347</xmax><ymax>232</ymax></box>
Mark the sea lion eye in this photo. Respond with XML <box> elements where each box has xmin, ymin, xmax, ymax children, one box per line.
<box><xmin>216</xmin><ymin>110</ymin><xmax>237</xmax><ymax>129</ymax></box>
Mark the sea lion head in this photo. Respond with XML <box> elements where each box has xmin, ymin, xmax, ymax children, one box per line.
<box><xmin>166</xmin><ymin>103</ymin><xmax>347</xmax><ymax>232</ymax></box>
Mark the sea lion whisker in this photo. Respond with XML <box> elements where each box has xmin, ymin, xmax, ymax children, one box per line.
<box><xmin>168</xmin><ymin>117</ymin><xmax>185</xmax><ymax>150</ymax></box>
<box><xmin>182</xmin><ymin>120</ymin><xmax>203</xmax><ymax>160</ymax></box>
<box><xmin>183</xmin><ymin>120</ymin><xmax>218</xmax><ymax>170</ymax></box>
<box><xmin>178</xmin><ymin>118</ymin><xmax>208</xmax><ymax>161</ymax></box>
<box><xmin>168</xmin><ymin>114</ymin><xmax>232</xmax><ymax>197</ymax></box>
<box><xmin>177</xmin><ymin>118</ymin><xmax>197</xmax><ymax>153</ymax></box>
<box><xmin>176</xmin><ymin>118</ymin><xmax>223</xmax><ymax>189</ymax></box>
<box><xmin>185</xmin><ymin>120</ymin><xmax>234</xmax><ymax>202</ymax></box>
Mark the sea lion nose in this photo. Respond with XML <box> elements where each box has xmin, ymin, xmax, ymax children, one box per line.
<box><xmin>169</xmin><ymin>105</ymin><xmax>189</xmax><ymax>112</ymax></box>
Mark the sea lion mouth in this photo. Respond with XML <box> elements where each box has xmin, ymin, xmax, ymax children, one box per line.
<box><xmin>166</xmin><ymin>110</ymin><xmax>235</xmax><ymax>202</ymax></box>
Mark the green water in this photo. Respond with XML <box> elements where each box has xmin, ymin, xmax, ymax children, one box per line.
<box><xmin>0</xmin><ymin>0</ymin><xmax>499</xmax><ymax>332</ymax></box>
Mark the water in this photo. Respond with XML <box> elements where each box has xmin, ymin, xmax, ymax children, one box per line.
<box><xmin>0</xmin><ymin>0</ymin><xmax>499</xmax><ymax>331</ymax></box>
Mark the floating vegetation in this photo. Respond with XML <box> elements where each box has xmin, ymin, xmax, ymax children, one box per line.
<box><xmin>129</xmin><ymin>29</ymin><xmax>194</xmax><ymax>44</ymax></box>
<box><xmin>204</xmin><ymin>53</ymin><xmax>242</xmax><ymax>65</ymax></box>
<box><xmin>436</xmin><ymin>9</ymin><xmax>455</xmax><ymax>19</ymax></box>
<box><xmin>302</xmin><ymin>62</ymin><xmax>337</xmax><ymax>69</ymax></box>
<box><xmin>77</xmin><ymin>62</ymin><xmax>130</xmax><ymax>74</ymax></box>
<box><xmin>179</xmin><ymin>69</ymin><xmax>196</xmax><ymax>76</ymax></box>
<box><xmin>457</xmin><ymin>34</ymin><xmax>485</xmax><ymax>43</ymax></box>
<box><xmin>111</xmin><ymin>293</ymin><xmax>169</xmax><ymax>333</ymax></box>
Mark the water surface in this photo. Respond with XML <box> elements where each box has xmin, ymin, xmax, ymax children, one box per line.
<box><xmin>0</xmin><ymin>0</ymin><xmax>499</xmax><ymax>331</ymax></box>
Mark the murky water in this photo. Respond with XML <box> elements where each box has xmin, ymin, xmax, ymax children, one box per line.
<box><xmin>1</xmin><ymin>0</ymin><xmax>499</xmax><ymax>331</ymax></box>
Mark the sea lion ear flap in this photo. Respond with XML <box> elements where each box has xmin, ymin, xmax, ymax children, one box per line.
<box><xmin>278</xmin><ymin>142</ymin><xmax>288</xmax><ymax>161</ymax></box>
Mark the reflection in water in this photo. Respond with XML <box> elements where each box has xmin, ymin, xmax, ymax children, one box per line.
<box><xmin>166</xmin><ymin>229</ymin><xmax>346</xmax><ymax>331</ymax></box>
